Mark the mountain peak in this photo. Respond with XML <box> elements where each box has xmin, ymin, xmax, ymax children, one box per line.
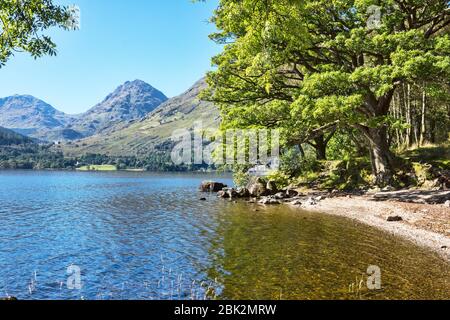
<box><xmin>103</xmin><ymin>80</ymin><xmax>167</xmax><ymax>103</ymax></box>
<box><xmin>69</xmin><ymin>80</ymin><xmax>168</xmax><ymax>136</ymax></box>
<box><xmin>125</xmin><ymin>79</ymin><xmax>148</xmax><ymax>86</ymax></box>
<box><xmin>0</xmin><ymin>94</ymin><xmax>72</xmax><ymax>133</ymax></box>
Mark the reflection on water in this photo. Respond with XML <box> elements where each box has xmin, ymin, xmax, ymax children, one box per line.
<box><xmin>0</xmin><ymin>171</ymin><xmax>448</xmax><ymax>300</ymax></box>
<box><xmin>209</xmin><ymin>203</ymin><xmax>450</xmax><ymax>299</ymax></box>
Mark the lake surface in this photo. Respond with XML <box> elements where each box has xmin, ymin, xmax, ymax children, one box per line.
<box><xmin>0</xmin><ymin>171</ymin><xmax>448</xmax><ymax>300</ymax></box>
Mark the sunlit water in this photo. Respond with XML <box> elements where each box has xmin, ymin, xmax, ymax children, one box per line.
<box><xmin>0</xmin><ymin>171</ymin><xmax>448</xmax><ymax>300</ymax></box>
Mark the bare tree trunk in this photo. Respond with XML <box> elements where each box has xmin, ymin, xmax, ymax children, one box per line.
<box><xmin>419</xmin><ymin>87</ymin><xmax>427</xmax><ymax>146</ymax></box>
<box><xmin>406</xmin><ymin>84</ymin><xmax>412</xmax><ymax>147</ymax></box>
<box><xmin>392</xmin><ymin>93</ymin><xmax>401</xmax><ymax>146</ymax></box>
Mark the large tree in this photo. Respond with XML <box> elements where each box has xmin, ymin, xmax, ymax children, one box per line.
<box><xmin>204</xmin><ymin>0</ymin><xmax>450</xmax><ymax>186</ymax></box>
<box><xmin>0</xmin><ymin>0</ymin><xmax>76</xmax><ymax>67</ymax></box>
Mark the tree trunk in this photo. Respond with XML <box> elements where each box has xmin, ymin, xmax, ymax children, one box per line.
<box><xmin>313</xmin><ymin>135</ymin><xmax>327</xmax><ymax>160</ymax></box>
<box><xmin>406</xmin><ymin>84</ymin><xmax>412</xmax><ymax>147</ymax></box>
<box><xmin>419</xmin><ymin>88</ymin><xmax>426</xmax><ymax>146</ymax></box>
<box><xmin>365</xmin><ymin>126</ymin><xmax>396</xmax><ymax>187</ymax></box>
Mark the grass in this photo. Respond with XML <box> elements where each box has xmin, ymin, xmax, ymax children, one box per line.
<box><xmin>76</xmin><ymin>165</ymin><xmax>117</xmax><ymax>171</ymax></box>
<box><xmin>62</xmin><ymin>102</ymin><xmax>219</xmax><ymax>157</ymax></box>
<box><xmin>401</xmin><ymin>142</ymin><xmax>450</xmax><ymax>170</ymax></box>
<box><xmin>289</xmin><ymin>142</ymin><xmax>449</xmax><ymax>191</ymax></box>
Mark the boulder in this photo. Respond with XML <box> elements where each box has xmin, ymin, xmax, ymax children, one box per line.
<box><xmin>387</xmin><ymin>216</ymin><xmax>403</xmax><ymax>222</ymax></box>
<box><xmin>259</xmin><ymin>196</ymin><xmax>282</xmax><ymax>205</ymax></box>
<box><xmin>236</xmin><ymin>187</ymin><xmax>250</xmax><ymax>198</ymax></box>
<box><xmin>274</xmin><ymin>192</ymin><xmax>287</xmax><ymax>200</ymax></box>
<box><xmin>290</xmin><ymin>200</ymin><xmax>303</xmax><ymax>206</ymax></box>
<box><xmin>224</xmin><ymin>188</ymin><xmax>238</xmax><ymax>199</ymax></box>
<box><xmin>444</xmin><ymin>200</ymin><xmax>450</xmax><ymax>208</ymax></box>
<box><xmin>217</xmin><ymin>190</ymin><xmax>228</xmax><ymax>198</ymax></box>
<box><xmin>200</xmin><ymin>181</ymin><xmax>227</xmax><ymax>192</ymax></box>
<box><xmin>266</xmin><ymin>180</ymin><xmax>278</xmax><ymax>195</ymax></box>
<box><xmin>247</xmin><ymin>177</ymin><xmax>268</xmax><ymax>197</ymax></box>
<box><xmin>306</xmin><ymin>197</ymin><xmax>317</xmax><ymax>206</ymax></box>
<box><xmin>285</xmin><ymin>189</ymin><xmax>299</xmax><ymax>198</ymax></box>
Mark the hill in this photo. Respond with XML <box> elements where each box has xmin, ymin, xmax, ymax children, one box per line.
<box><xmin>0</xmin><ymin>126</ymin><xmax>34</xmax><ymax>145</ymax></box>
<box><xmin>62</xmin><ymin>78</ymin><xmax>219</xmax><ymax>157</ymax></box>
<box><xmin>68</xmin><ymin>80</ymin><xmax>168</xmax><ymax>137</ymax></box>
<box><xmin>0</xmin><ymin>95</ymin><xmax>76</xmax><ymax>141</ymax></box>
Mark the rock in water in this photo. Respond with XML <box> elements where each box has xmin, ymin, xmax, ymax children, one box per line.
<box><xmin>236</xmin><ymin>187</ymin><xmax>250</xmax><ymax>198</ymax></box>
<box><xmin>217</xmin><ymin>190</ymin><xmax>227</xmax><ymax>198</ymax></box>
<box><xmin>247</xmin><ymin>177</ymin><xmax>268</xmax><ymax>197</ymax></box>
<box><xmin>266</xmin><ymin>180</ymin><xmax>278</xmax><ymax>195</ymax></box>
<box><xmin>200</xmin><ymin>181</ymin><xmax>227</xmax><ymax>192</ymax></box>
<box><xmin>259</xmin><ymin>196</ymin><xmax>281</xmax><ymax>205</ymax></box>
<box><xmin>224</xmin><ymin>188</ymin><xmax>238</xmax><ymax>199</ymax></box>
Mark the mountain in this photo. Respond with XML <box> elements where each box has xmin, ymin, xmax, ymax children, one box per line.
<box><xmin>0</xmin><ymin>95</ymin><xmax>76</xmax><ymax>140</ymax></box>
<box><xmin>0</xmin><ymin>126</ymin><xmax>34</xmax><ymax>145</ymax></box>
<box><xmin>69</xmin><ymin>80</ymin><xmax>168</xmax><ymax>137</ymax></box>
<box><xmin>0</xmin><ymin>80</ymin><xmax>167</xmax><ymax>142</ymax></box>
<box><xmin>62</xmin><ymin>78</ymin><xmax>220</xmax><ymax>157</ymax></box>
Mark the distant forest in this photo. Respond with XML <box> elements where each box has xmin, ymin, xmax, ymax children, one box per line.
<box><xmin>0</xmin><ymin>127</ymin><xmax>207</xmax><ymax>171</ymax></box>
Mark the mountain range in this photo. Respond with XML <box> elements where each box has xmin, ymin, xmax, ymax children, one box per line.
<box><xmin>68</xmin><ymin>80</ymin><xmax>168</xmax><ymax>137</ymax></box>
<box><xmin>0</xmin><ymin>78</ymin><xmax>219</xmax><ymax>157</ymax></box>
<box><xmin>0</xmin><ymin>80</ymin><xmax>168</xmax><ymax>142</ymax></box>
<box><xmin>0</xmin><ymin>95</ymin><xmax>76</xmax><ymax>141</ymax></box>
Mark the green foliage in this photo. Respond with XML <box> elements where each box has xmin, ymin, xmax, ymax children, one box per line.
<box><xmin>0</xmin><ymin>143</ymin><xmax>76</xmax><ymax>169</ymax></box>
<box><xmin>266</xmin><ymin>170</ymin><xmax>291</xmax><ymax>189</ymax></box>
<box><xmin>233</xmin><ymin>169</ymin><xmax>250</xmax><ymax>188</ymax></box>
<box><xmin>0</xmin><ymin>146</ymin><xmax>215</xmax><ymax>172</ymax></box>
<box><xmin>295</xmin><ymin>158</ymin><xmax>373</xmax><ymax>191</ymax></box>
<box><xmin>403</xmin><ymin>142</ymin><xmax>450</xmax><ymax>171</ymax></box>
<box><xmin>326</xmin><ymin>130</ymin><xmax>360</xmax><ymax>161</ymax></box>
<box><xmin>204</xmin><ymin>0</ymin><xmax>450</xmax><ymax>186</ymax></box>
<box><xmin>0</xmin><ymin>0</ymin><xmax>74</xmax><ymax>67</ymax></box>
<box><xmin>0</xmin><ymin>126</ymin><xmax>33</xmax><ymax>145</ymax></box>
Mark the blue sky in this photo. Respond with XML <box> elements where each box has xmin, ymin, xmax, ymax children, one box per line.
<box><xmin>0</xmin><ymin>0</ymin><xmax>221</xmax><ymax>114</ymax></box>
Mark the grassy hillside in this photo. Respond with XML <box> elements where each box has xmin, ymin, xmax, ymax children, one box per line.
<box><xmin>61</xmin><ymin>79</ymin><xmax>220</xmax><ymax>157</ymax></box>
<box><xmin>0</xmin><ymin>126</ymin><xmax>34</xmax><ymax>145</ymax></box>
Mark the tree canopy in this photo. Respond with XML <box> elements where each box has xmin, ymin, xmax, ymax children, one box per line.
<box><xmin>204</xmin><ymin>0</ymin><xmax>450</xmax><ymax>186</ymax></box>
<box><xmin>0</xmin><ymin>0</ymin><xmax>76</xmax><ymax>67</ymax></box>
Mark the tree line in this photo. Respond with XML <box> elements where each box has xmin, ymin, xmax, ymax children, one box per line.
<box><xmin>202</xmin><ymin>0</ymin><xmax>450</xmax><ymax>187</ymax></box>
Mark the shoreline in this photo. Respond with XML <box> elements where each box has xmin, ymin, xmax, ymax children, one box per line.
<box><xmin>209</xmin><ymin>180</ymin><xmax>450</xmax><ymax>262</ymax></box>
<box><xmin>288</xmin><ymin>192</ymin><xmax>450</xmax><ymax>262</ymax></box>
